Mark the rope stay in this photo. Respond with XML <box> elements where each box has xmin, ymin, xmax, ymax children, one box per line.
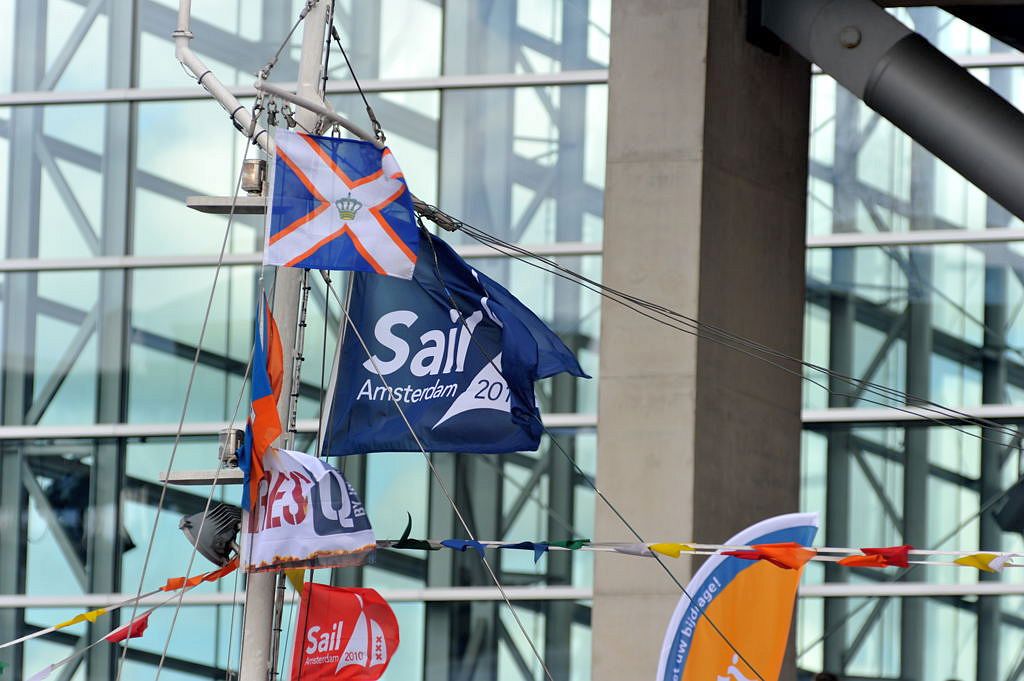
<box><xmin>426</xmin><ymin>209</ymin><xmax>1023</xmax><ymax>450</ymax></box>
<box><xmin>322</xmin><ymin>275</ymin><xmax>556</xmax><ymax>681</ymax></box>
<box><xmin>115</xmin><ymin>115</ymin><xmax>262</xmax><ymax>681</ymax></box>
<box><xmin>419</xmin><ymin>229</ymin><xmax>770</xmax><ymax>681</ymax></box>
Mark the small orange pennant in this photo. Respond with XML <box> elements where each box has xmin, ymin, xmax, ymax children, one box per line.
<box><xmin>752</xmin><ymin>542</ymin><xmax>817</xmax><ymax>569</ymax></box>
<box><xmin>838</xmin><ymin>553</ymin><xmax>889</xmax><ymax>568</ymax></box>
<box><xmin>724</xmin><ymin>542</ymin><xmax>816</xmax><ymax>570</ymax></box>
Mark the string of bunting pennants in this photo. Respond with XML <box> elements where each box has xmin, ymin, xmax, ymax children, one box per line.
<box><xmin>377</xmin><ymin>524</ymin><xmax>1021</xmax><ymax>573</ymax></box>
<box><xmin>1</xmin><ymin>560</ymin><xmax>239</xmax><ymax>679</ymax></box>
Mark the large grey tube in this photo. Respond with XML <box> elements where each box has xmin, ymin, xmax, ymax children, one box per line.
<box><xmin>864</xmin><ymin>33</ymin><xmax>1024</xmax><ymax>222</ymax></box>
<box><xmin>763</xmin><ymin>0</ymin><xmax>1024</xmax><ymax>221</ymax></box>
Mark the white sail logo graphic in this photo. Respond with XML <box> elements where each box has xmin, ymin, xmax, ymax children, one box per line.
<box><xmin>432</xmin><ymin>353</ymin><xmax>510</xmax><ymax>428</ymax></box>
<box><xmin>335</xmin><ymin>595</ymin><xmax>390</xmax><ymax>673</ymax></box>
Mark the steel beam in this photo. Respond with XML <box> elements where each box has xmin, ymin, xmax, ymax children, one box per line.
<box><xmin>86</xmin><ymin>1</ymin><xmax>134</xmax><ymax>673</ymax></box>
<box><xmin>899</xmin><ymin>34</ymin><xmax>938</xmax><ymax>674</ymax></box>
<box><xmin>807</xmin><ymin>228</ymin><xmax>1024</xmax><ymax>249</ymax></box>
<box><xmin>977</xmin><ymin>49</ymin><xmax>1015</xmax><ymax>681</ymax></box>
<box><xmin>425</xmin><ymin>454</ymin><xmax>456</xmax><ymax>681</ymax></box>
<box><xmin>34</xmin><ymin>135</ymin><xmax>101</xmax><ymax>255</ymax></box>
<box><xmin>433</xmin><ymin>4</ymin><xmax>518</xmax><ymax>677</ymax></box>
<box><xmin>20</xmin><ymin>461</ymin><xmax>89</xmax><ymax>589</ymax></box>
<box><xmin>38</xmin><ymin>0</ymin><xmax>105</xmax><ymax>91</ymax></box>
<box><xmin>458</xmin><ymin>456</ymin><xmax>503</xmax><ymax>680</ymax></box>
<box><xmin>762</xmin><ymin>0</ymin><xmax>1024</xmax><ymax>222</ymax></box>
<box><xmin>0</xmin><ymin>2</ymin><xmax>47</xmax><ymax>676</ymax></box>
<box><xmin>822</xmin><ymin>87</ymin><xmax>858</xmax><ymax>676</ymax></box>
<box><xmin>897</xmin><ymin>248</ymin><xmax>931</xmax><ymax>666</ymax></box>
<box><xmin>24</xmin><ymin>307</ymin><xmax>98</xmax><ymax>426</ymax></box>
<box><xmin>0</xmin><ymin>412</ymin><xmax>594</xmax><ymax>442</ymax></box>
<box><xmin>0</xmin><ymin>70</ymin><xmax>611</xmax><ymax>108</ymax></box>
<box><xmin>542</xmin><ymin>3</ymin><xmax>590</xmax><ymax>674</ymax></box>
<box><xmin>26</xmin><ymin>580</ymin><xmax>1024</xmax><ymax>606</ymax></box>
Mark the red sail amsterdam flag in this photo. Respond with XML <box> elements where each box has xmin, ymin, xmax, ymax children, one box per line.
<box><xmin>290</xmin><ymin>583</ymin><xmax>399</xmax><ymax>680</ymax></box>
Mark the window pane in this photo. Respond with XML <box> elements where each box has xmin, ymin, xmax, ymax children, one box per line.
<box><xmin>441</xmin><ymin>85</ymin><xmax>606</xmax><ymax>246</ymax></box>
<box><xmin>443</xmin><ymin>0</ymin><xmax>610</xmax><ymax>75</ymax></box>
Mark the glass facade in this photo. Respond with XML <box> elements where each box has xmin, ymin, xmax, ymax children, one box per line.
<box><xmin>0</xmin><ymin>1</ymin><xmax>607</xmax><ymax>680</ymax></box>
<box><xmin>7</xmin><ymin>3</ymin><xmax>1024</xmax><ymax>681</ymax></box>
<box><xmin>798</xmin><ymin>8</ymin><xmax>1024</xmax><ymax>681</ymax></box>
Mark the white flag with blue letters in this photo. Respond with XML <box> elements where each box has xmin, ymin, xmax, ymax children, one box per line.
<box><xmin>243</xmin><ymin>448</ymin><xmax>375</xmax><ymax>572</ymax></box>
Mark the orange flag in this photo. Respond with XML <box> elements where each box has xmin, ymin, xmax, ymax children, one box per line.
<box><xmin>160</xmin><ymin>557</ymin><xmax>239</xmax><ymax>592</ymax></box>
<box><xmin>838</xmin><ymin>553</ymin><xmax>889</xmax><ymax>568</ymax></box>
<box><xmin>723</xmin><ymin>542</ymin><xmax>816</xmax><ymax>570</ymax></box>
<box><xmin>754</xmin><ymin>542</ymin><xmax>817</xmax><ymax>569</ymax></box>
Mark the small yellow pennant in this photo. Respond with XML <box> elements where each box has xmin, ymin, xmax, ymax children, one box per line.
<box><xmin>55</xmin><ymin>607</ymin><xmax>108</xmax><ymax>630</ymax></box>
<box><xmin>285</xmin><ymin>569</ymin><xmax>306</xmax><ymax>592</ymax></box>
<box><xmin>954</xmin><ymin>553</ymin><xmax>999</xmax><ymax>573</ymax></box>
<box><xmin>648</xmin><ymin>543</ymin><xmax>695</xmax><ymax>558</ymax></box>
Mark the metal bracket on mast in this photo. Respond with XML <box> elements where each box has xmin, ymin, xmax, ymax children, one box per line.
<box><xmin>254</xmin><ymin>80</ymin><xmax>380</xmax><ymax>148</ymax></box>
<box><xmin>184</xmin><ymin>82</ymin><xmax>461</xmax><ymax>231</ymax></box>
<box><xmin>253</xmin><ymin>81</ymin><xmax>461</xmax><ymax>232</ymax></box>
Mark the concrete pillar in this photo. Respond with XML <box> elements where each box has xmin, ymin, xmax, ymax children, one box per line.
<box><xmin>592</xmin><ymin>2</ymin><xmax>809</xmax><ymax>679</ymax></box>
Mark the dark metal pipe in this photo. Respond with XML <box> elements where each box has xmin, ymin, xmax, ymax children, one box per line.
<box><xmin>864</xmin><ymin>33</ymin><xmax>1024</xmax><ymax>221</ymax></box>
<box><xmin>763</xmin><ymin>0</ymin><xmax>1024</xmax><ymax>221</ymax></box>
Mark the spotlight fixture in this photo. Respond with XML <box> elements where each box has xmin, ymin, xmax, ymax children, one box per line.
<box><xmin>218</xmin><ymin>428</ymin><xmax>244</xmax><ymax>468</ymax></box>
<box><xmin>179</xmin><ymin>504</ymin><xmax>241</xmax><ymax>567</ymax></box>
<box><xmin>241</xmin><ymin>159</ymin><xmax>266</xmax><ymax>195</ymax></box>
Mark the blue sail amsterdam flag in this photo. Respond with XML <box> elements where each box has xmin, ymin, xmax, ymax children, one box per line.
<box><xmin>323</xmin><ymin>234</ymin><xmax>588</xmax><ymax>455</ymax></box>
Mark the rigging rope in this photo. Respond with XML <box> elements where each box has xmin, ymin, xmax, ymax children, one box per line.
<box><xmin>292</xmin><ymin>271</ymin><xmax>339</xmax><ymax>677</ymax></box>
<box><xmin>329</xmin><ymin>21</ymin><xmax>385</xmax><ymax>142</ymax></box>
<box><xmin>416</xmin><ymin>212</ymin><xmax>1019</xmax><ymax>673</ymax></box>
<box><xmin>154</xmin><ymin>343</ymin><xmax>256</xmax><ymax>680</ymax></box>
<box><xmin>418</xmin><ymin>229</ymin><xmax>769</xmax><ymax>681</ymax></box>
<box><xmin>222</xmin><ymin>559</ymin><xmax>244</xmax><ymax>681</ymax></box>
<box><xmin>323</xmin><ymin>276</ymin><xmax>556</xmax><ymax>681</ymax></box>
<box><xmin>319</xmin><ymin>0</ymin><xmax>337</xmax><ymax>100</ymax></box>
<box><xmin>438</xmin><ymin>215</ymin><xmax>1024</xmax><ymax>450</ymax></box>
<box><xmin>258</xmin><ymin>1</ymin><xmax>317</xmax><ymax>81</ymax></box>
<box><xmin>114</xmin><ymin>119</ymin><xmax>261</xmax><ymax>681</ymax></box>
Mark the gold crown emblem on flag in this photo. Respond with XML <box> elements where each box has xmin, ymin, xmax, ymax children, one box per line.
<box><xmin>335</xmin><ymin>193</ymin><xmax>362</xmax><ymax>221</ymax></box>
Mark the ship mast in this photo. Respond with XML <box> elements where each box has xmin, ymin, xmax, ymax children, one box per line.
<box><xmin>171</xmin><ymin>1</ymin><xmax>344</xmax><ymax>677</ymax></box>
<box><xmin>238</xmin><ymin>3</ymin><xmax>330</xmax><ymax>680</ymax></box>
